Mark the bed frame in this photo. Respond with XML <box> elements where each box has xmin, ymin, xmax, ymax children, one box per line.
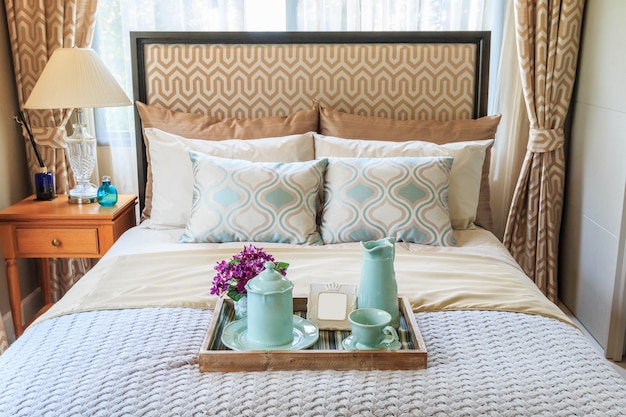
<box><xmin>8</xmin><ymin>30</ymin><xmax>626</xmax><ymax>417</ymax></box>
<box><xmin>130</xmin><ymin>31</ymin><xmax>491</xmax><ymax>212</ymax></box>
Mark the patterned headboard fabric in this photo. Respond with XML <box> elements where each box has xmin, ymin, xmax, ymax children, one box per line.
<box><xmin>131</xmin><ymin>31</ymin><xmax>490</xmax><ymax>210</ymax></box>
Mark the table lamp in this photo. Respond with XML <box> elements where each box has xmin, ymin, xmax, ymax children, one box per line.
<box><xmin>24</xmin><ymin>47</ymin><xmax>131</xmax><ymax>203</ymax></box>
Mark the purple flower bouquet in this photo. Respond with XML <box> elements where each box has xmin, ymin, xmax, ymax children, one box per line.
<box><xmin>210</xmin><ymin>245</ymin><xmax>289</xmax><ymax>301</ymax></box>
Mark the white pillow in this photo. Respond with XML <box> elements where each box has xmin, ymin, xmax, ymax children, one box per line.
<box><xmin>179</xmin><ymin>153</ymin><xmax>327</xmax><ymax>244</ymax></box>
<box><xmin>314</xmin><ymin>133</ymin><xmax>493</xmax><ymax>230</ymax></box>
<box><xmin>144</xmin><ymin>128</ymin><xmax>315</xmax><ymax>228</ymax></box>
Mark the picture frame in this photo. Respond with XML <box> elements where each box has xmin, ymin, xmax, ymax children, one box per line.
<box><xmin>307</xmin><ymin>282</ymin><xmax>357</xmax><ymax>330</ymax></box>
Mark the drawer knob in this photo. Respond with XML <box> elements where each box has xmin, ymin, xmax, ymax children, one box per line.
<box><xmin>51</xmin><ymin>239</ymin><xmax>61</xmax><ymax>247</ymax></box>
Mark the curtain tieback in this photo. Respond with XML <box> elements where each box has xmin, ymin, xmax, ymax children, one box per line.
<box><xmin>29</xmin><ymin>126</ymin><xmax>68</xmax><ymax>149</ymax></box>
<box><xmin>528</xmin><ymin>128</ymin><xmax>564</xmax><ymax>153</ymax></box>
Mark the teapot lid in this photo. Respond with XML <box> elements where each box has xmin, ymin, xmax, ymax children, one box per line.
<box><xmin>245</xmin><ymin>261</ymin><xmax>293</xmax><ymax>294</ymax></box>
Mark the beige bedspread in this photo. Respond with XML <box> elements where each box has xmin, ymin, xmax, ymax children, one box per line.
<box><xmin>33</xmin><ymin>230</ymin><xmax>571</xmax><ymax>328</ymax></box>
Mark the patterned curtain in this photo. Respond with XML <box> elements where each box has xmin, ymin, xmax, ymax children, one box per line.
<box><xmin>503</xmin><ymin>0</ymin><xmax>585</xmax><ymax>303</ymax></box>
<box><xmin>1</xmin><ymin>0</ymin><xmax>98</xmax><ymax>350</ymax></box>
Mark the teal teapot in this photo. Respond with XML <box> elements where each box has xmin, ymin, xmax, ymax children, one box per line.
<box><xmin>245</xmin><ymin>261</ymin><xmax>294</xmax><ymax>347</ymax></box>
<box><xmin>358</xmin><ymin>237</ymin><xmax>400</xmax><ymax>328</ymax></box>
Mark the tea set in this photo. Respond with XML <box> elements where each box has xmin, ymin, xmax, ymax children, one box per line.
<box><xmin>221</xmin><ymin>237</ymin><xmax>402</xmax><ymax>351</ymax></box>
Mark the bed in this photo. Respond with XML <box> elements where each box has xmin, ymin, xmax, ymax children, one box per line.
<box><xmin>2</xmin><ymin>31</ymin><xmax>626</xmax><ymax>416</ymax></box>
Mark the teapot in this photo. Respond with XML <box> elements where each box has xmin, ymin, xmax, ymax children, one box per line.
<box><xmin>245</xmin><ymin>261</ymin><xmax>294</xmax><ymax>347</ymax></box>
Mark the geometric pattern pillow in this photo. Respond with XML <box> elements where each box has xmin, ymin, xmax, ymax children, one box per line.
<box><xmin>319</xmin><ymin>106</ymin><xmax>501</xmax><ymax>231</ymax></box>
<box><xmin>320</xmin><ymin>157</ymin><xmax>455</xmax><ymax>246</ymax></box>
<box><xmin>145</xmin><ymin>128</ymin><xmax>315</xmax><ymax>229</ymax></box>
<box><xmin>314</xmin><ymin>134</ymin><xmax>492</xmax><ymax>230</ymax></box>
<box><xmin>179</xmin><ymin>153</ymin><xmax>327</xmax><ymax>244</ymax></box>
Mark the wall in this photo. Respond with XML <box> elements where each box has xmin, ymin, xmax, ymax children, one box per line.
<box><xmin>560</xmin><ymin>0</ymin><xmax>626</xmax><ymax>357</ymax></box>
<box><xmin>0</xmin><ymin>7</ymin><xmax>39</xmax><ymax>341</ymax></box>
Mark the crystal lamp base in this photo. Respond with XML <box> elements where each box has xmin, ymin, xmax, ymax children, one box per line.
<box><xmin>66</xmin><ymin>117</ymin><xmax>98</xmax><ymax>204</ymax></box>
<box><xmin>68</xmin><ymin>183</ymin><xmax>98</xmax><ymax>204</ymax></box>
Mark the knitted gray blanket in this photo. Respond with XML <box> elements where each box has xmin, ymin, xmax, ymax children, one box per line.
<box><xmin>1</xmin><ymin>308</ymin><xmax>625</xmax><ymax>416</ymax></box>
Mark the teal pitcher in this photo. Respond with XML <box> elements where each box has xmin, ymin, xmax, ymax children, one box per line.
<box><xmin>358</xmin><ymin>237</ymin><xmax>400</xmax><ymax>328</ymax></box>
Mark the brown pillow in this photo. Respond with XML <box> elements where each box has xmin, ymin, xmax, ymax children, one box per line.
<box><xmin>319</xmin><ymin>105</ymin><xmax>501</xmax><ymax>230</ymax></box>
<box><xmin>137</xmin><ymin>101</ymin><xmax>319</xmax><ymax>140</ymax></box>
<box><xmin>136</xmin><ymin>102</ymin><xmax>319</xmax><ymax>219</ymax></box>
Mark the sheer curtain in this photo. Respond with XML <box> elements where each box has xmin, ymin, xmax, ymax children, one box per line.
<box><xmin>92</xmin><ymin>0</ymin><xmax>511</xmax><ymax>232</ymax></box>
<box><xmin>292</xmin><ymin>0</ymin><xmax>497</xmax><ymax>31</ymax></box>
<box><xmin>93</xmin><ymin>0</ymin><xmax>246</xmax><ymax>198</ymax></box>
<box><xmin>489</xmin><ymin>1</ymin><xmax>529</xmax><ymax>240</ymax></box>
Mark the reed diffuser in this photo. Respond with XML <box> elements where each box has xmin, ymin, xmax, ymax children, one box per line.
<box><xmin>17</xmin><ymin>111</ymin><xmax>55</xmax><ymax>200</ymax></box>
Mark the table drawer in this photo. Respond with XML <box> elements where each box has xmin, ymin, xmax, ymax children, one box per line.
<box><xmin>15</xmin><ymin>228</ymin><xmax>100</xmax><ymax>256</ymax></box>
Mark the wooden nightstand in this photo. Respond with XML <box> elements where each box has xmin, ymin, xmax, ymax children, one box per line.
<box><xmin>0</xmin><ymin>194</ymin><xmax>137</xmax><ymax>337</ymax></box>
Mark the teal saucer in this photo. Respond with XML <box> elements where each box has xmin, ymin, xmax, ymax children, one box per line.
<box><xmin>221</xmin><ymin>315</ymin><xmax>319</xmax><ymax>351</ymax></box>
<box><xmin>341</xmin><ymin>335</ymin><xmax>401</xmax><ymax>351</ymax></box>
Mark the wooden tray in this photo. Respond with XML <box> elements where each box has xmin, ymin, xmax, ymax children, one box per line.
<box><xmin>198</xmin><ymin>297</ymin><xmax>427</xmax><ymax>372</ymax></box>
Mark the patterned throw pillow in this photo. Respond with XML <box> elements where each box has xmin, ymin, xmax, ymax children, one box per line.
<box><xmin>145</xmin><ymin>128</ymin><xmax>314</xmax><ymax>229</ymax></box>
<box><xmin>136</xmin><ymin>101</ymin><xmax>319</xmax><ymax>221</ymax></box>
<box><xmin>314</xmin><ymin>134</ymin><xmax>492</xmax><ymax>230</ymax></box>
<box><xmin>320</xmin><ymin>157</ymin><xmax>455</xmax><ymax>246</ymax></box>
<box><xmin>179</xmin><ymin>153</ymin><xmax>327</xmax><ymax>244</ymax></box>
<box><xmin>319</xmin><ymin>106</ymin><xmax>502</xmax><ymax>231</ymax></box>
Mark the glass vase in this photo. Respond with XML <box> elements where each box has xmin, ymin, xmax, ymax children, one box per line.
<box><xmin>233</xmin><ymin>296</ymin><xmax>248</xmax><ymax>319</ymax></box>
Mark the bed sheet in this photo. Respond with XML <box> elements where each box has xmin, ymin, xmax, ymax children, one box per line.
<box><xmin>34</xmin><ymin>223</ymin><xmax>569</xmax><ymax>326</ymax></box>
<box><xmin>108</xmin><ymin>220</ymin><xmax>519</xmax><ymax>259</ymax></box>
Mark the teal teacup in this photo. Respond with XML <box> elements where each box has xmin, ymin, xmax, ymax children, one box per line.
<box><xmin>348</xmin><ymin>308</ymin><xmax>399</xmax><ymax>350</ymax></box>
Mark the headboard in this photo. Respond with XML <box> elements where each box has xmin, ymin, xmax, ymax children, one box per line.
<box><xmin>131</xmin><ymin>31</ymin><xmax>491</xmax><ymax>212</ymax></box>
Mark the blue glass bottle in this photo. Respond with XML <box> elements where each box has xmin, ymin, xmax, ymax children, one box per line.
<box><xmin>97</xmin><ymin>176</ymin><xmax>118</xmax><ymax>206</ymax></box>
<box><xmin>35</xmin><ymin>167</ymin><xmax>55</xmax><ymax>201</ymax></box>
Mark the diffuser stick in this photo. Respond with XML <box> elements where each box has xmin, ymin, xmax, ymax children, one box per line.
<box><xmin>17</xmin><ymin>111</ymin><xmax>45</xmax><ymax>168</ymax></box>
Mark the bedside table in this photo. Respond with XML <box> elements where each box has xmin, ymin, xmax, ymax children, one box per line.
<box><xmin>0</xmin><ymin>194</ymin><xmax>137</xmax><ymax>337</ymax></box>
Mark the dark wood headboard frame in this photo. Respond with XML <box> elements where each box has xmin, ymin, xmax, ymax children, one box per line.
<box><xmin>130</xmin><ymin>31</ymin><xmax>490</xmax><ymax>212</ymax></box>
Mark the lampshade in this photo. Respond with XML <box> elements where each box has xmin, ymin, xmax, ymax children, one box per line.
<box><xmin>24</xmin><ymin>47</ymin><xmax>131</xmax><ymax>109</ymax></box>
